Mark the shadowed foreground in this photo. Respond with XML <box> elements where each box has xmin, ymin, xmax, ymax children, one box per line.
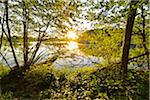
<box><xmin>0</xmin><ymin>63</ymin><xmax>149</xmax><ymax>99</ymax></box>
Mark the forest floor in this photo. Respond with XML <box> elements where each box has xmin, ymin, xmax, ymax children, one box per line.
<box><xmin>0</xmin><ymin>63</ymin><xmax>149</xmax><ymax>99</ymax></box>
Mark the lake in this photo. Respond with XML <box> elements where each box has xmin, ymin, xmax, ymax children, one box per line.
<box><xmin>0</xmin><ymin>40</ymin><xmax>103</xmax><ymax>67</ymax></box>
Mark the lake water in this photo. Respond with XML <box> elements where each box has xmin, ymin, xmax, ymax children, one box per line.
<box><xmin>0</xmin><ymin>41</ymin><xmax>103</xmax><ymax>67</ymax></box>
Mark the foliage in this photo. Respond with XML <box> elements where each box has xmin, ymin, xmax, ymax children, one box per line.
<box><xmin>2</xmin><ymin>63</ymin><xmax>148</xmax><ymax>99</ymax></box>
<box><xmin>35</xmin><ymin>65</ymin><xmax>149</xmax><ymax>99</ymax></box>
<box><xmin>78</xmin><ymin>28</ymin><xmax>124</xmax><ymax>64</ymax></box>
<box><xmin>0</xmin><ymin>92</ymin><xmax>16</xmax><ymax>100</ymax></box>
<box><xmin>0</xmin><ymin>0</ymin><xmax>81</xmax><ymax>68</ymax></box>
<box><xmin>0</xmin><ymin>0</ymin><xmax>149</xmax><ymax>99</ymax></box>
<box><xmin>78</xmin><ymin>25</ymin><xmax>149</xmax><ymax>66</ymax></box>
<box><xmin>0</xmin><ymin>65</ymin><xmax>10</xmax><ymax>78</ymax></box>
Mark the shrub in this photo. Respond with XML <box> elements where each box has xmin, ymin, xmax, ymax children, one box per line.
<box><xmin>2</xmin><ymin>63</ymin><xmax>149</xmax><ymax>99</ymax></box>
<box><xmin>0</xmin><ymin>92</ymin><xmax>16</xmax><ymax>100</ymax></box>
<box><xmin>0</xmin><ymin>65</ymin><xmax>10</xmax><ymax>78</ymax></box>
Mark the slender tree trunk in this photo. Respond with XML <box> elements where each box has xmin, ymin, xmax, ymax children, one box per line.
<box><xmin>23</xmin><ymin>1</ymin><xmax>29</xmax><ymax>68</ymax></box>
<box><xmin>27</xmin><ymin>21</ymin><xmax>50</xmax><ymax>67</ymax></box>
<box><xmin>27</xmin><ymin>34</ymin><xmax>44</xmax><ymax>67</ymax></box>
<box><xmin>141</xmin><ymin>4</ymin><xmax>149</xmax><ymax>69</ymax></box>
<box><xmin>0</xmin><ymin>30</ymin><xmax>3</xmax><ymax>50</ymax></box>
<box><xmin>121</xmin><ymin>0</ymin><xmax>138</xmax><ymax>74</ymax></box>
<box><xmin>5</xmin><ymin>0</ymin><xmax>19</xmax><ymax>68</ymax></box>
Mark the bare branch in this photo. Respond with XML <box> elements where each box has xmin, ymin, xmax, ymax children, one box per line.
<box><xmin>0</xmin><ymin>52</ymin><xmax>11</xmax><ymax>69</ymax></box>
<box><xmin>27</xmin><ymin>20</ymin><xmax>50</xmax><ymax>67</ymax></box>
<box><xmin>4</xmin><ymin>0</ymin><xmax>19</xmax><ymax>68</ymax></box>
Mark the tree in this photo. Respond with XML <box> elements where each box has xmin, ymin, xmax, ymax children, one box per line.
<box><xmin>22</xmin><ymin>0</ymin><xmax>29</xmax><ymax>68</ymax></box>
<box><xmin>141</xmin><ymin>3</ymin><xmax>149</xmax><ymax>68</ymax></box>
<box><xmin>121</xmin><ymin>0</ymin><xmax>138</xmax><ymax>74</ymax></box>
<box><xmin>0</xmin><ymin>0</ymin><xmax>81</xmax><ymax>71</ymax></box>
<box><xmin>4</xmin><ymin>0</ymin><xmax>20</xmax><ymax>68</ymax></box>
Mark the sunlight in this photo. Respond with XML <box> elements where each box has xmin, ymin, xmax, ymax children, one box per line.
<box><xmin>67</xmin><ymin>31</ymin><xmax>78</xmax><ymax>39</ymax></box>
<box><xmin>66</xmin><ymin>41</ymin><xmax>78</xmax><ymax>50</ymax></box>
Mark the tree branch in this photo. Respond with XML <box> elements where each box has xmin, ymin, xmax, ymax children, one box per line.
<box><xmin>0</xmin><ymin>52</ymin><xmax>11</xmax><ymax>69</ymax></box>
<box><xmin>4</xmin><ymin>0</ymin><xmax>19</xmax><ymax>68</ymax></box>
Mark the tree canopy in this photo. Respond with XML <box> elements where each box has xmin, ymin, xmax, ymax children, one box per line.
<box><xmin>0</xmin><ymin>0</ymin><xmax>149</xmax><ymax>99</ymax></box>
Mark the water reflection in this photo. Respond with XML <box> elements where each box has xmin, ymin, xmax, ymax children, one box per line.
<box><xmin>0</xmin><ymin>40</ymin><xmax>103</xmax><ymax>67</ymax></box>
<box><xmin>54</xmin><ymin>55</ymin><xmax>103</xmax><ymax>67</ymax></box>
<box><xmin>53</xmin><ymin>41</ymin><xmax>103</xmax><ymax>67</ymax></box>
<box><xmin>65</xmin><ymin>41</ymin><xmax>84</xmax><ymax>56</ymax></box>
<box><xmin>66</xmin><ymin>41</ymin><xmax>78</xmax><ymax>51</ymax></box>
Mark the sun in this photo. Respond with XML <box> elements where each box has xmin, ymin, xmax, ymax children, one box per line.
<box><xmin>67</xmin><ymin>31</ymin><xmax>78</xmax><ymax>39</ymax></box>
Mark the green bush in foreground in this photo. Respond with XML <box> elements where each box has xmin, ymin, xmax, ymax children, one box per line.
<box><xmin>1</xmin><ymin>63</ymin><xmax>149</xmax><ymax>99</ymax></box>
<box><xmin>0</xmin><ymin>65</ymin><xmax>10</xmax><ymax>78</ymax></box>
<box><xmin>39</xmin><ymin>67</ymin><xmax>148</xmax><ymax>99</ymax></box>
<box><xmin>0</xmin><ymin>92</ymin><xmax>17</xmax><ymax>100</ymax></box>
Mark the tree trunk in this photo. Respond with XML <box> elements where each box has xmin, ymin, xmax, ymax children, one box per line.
<box><xmin>141</xmin><ymin>4</ymin><xmax>149</xmax><ymax>69</ymax></box>
<box><xmin>121</xmin><ymin>0</ymin><xmax>138</xmax><ymax>74</ymax></box>
<box><xmin>5</xmin><ymin>0</ymin><xmax>19</xmax><ymax>68</ymax></box>
<box><xmin>0</xmin><ymin>29</ymin><xmax>3</xmax><ymax>50</ymax></box>
<box><xmin>23</xmin><ymin>1</ymin><xmax>29</xmax><ymax>68</ymax></box>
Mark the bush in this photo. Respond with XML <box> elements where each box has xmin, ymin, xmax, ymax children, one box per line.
<box><xmin>2</xmin><ymin>63</ymin><xmax>149</xmax><ymax>99</ymax></box>
<box><xmin>0</xmin><ymin>65</ymin><xmax>10</xmax><ymax>78</ymax></box>
<box><xmin>0</xmin><ymin>92</ymin><xmax>16</xmax><ymax>100</ymax></box>
<box><xmin>39</xmin><ymin>67</ymin><xmax>148</xmax><ymax>99</ymax></box>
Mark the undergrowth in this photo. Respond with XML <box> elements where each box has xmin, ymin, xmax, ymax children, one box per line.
<box><xmin>1</xmin><ymin>63</ymin><xmax>149</xmax><ymax>99</ymax></box>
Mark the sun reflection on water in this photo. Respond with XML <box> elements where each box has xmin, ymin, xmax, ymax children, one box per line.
<box><xmin>65</xmin><ymin>30</ymin><xmax>83</xmax><ymax>55</ymax></box>
<box><xmin>66</xmin><ymin>41</ymin><xmax>78</xmax><ymax>50</ymax></box>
